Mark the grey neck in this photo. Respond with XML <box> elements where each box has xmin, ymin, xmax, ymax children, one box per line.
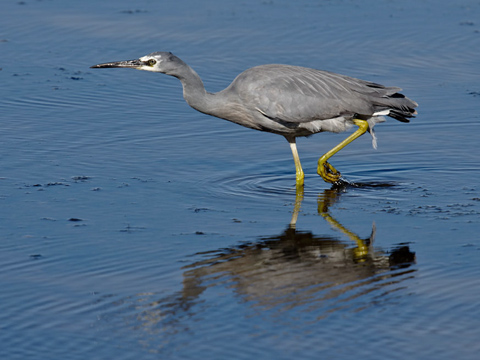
<box><xmin>173</xmin><ymin>64</ymin><xmax>223</xmax><ymax>116</ymax></box>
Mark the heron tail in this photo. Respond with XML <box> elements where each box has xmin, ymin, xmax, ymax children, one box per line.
<box><xmin>374</xmin><ymin>92</ymin><xmax>418</xmax><ymax>123</ymax></box>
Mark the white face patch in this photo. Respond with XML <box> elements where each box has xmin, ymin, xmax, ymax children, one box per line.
<box><xmin>137</xmin><ymin>55</ymin><xmax>162</xmax><ymax>72</ymax></box>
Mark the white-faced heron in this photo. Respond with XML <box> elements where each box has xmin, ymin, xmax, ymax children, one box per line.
<box><xmin>91</xmin><ymin>52</ymin><xmax>418</xmax><ymax>187</ymax></box>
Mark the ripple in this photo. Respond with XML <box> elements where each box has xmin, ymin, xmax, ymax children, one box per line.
<box><xmin>199</xmin><ymin>169</ymin><xmax>328</xmax><ymax>200</ymax></box>
<box><xmin>198</xmin><ymin>164</ymin><xmax>403</xmax><ymax>202</ymax></box>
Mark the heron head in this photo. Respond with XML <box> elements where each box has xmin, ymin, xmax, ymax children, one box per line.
<box><xmin>91</xmin><ymin>52</ymin><xmax>184</xmax><ymax>75</ymax></box>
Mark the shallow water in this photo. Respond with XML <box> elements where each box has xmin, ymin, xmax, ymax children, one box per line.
<box><xmin>1</xmin><ymin>0</ymin><xmax>480</xmax><ymax>359</ymax></box>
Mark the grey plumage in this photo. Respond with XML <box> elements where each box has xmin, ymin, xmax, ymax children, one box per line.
<box><xmin>216</xmin><ymin>63</ymin><xmax>416</xmax><ymax>137</ymax></box>
<box><xmin>91</xmin><ymin>51</ymin><xmax>418</xmax><ymax>185</ymax></box>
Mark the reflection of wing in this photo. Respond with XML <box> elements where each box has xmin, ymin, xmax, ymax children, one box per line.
<box><xmin>114</xmin><ymin>190</ymin><xmax>415</xmax><ymax>340</ymax></box>
<box><xmin>181</xmin><ymin>226</ymin><xmax>416</xmax><ymax>311</ymax></box>
<box><xmin>114</xmin><ymin>230</ymin><xmax>416</xmax><ymax>344</ymax></box>
<box><xmin>230</xmin><ymin>64</ymin><xmax>411</xmax><ymax>123</ymax></box>
<box><xmin>180</xmin><ymin>189</ymin><xmax>415</xmax><ymax>313</ymax></box>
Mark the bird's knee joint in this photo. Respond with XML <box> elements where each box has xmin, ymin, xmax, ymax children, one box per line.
<box><xmin>353</xmin><ymin>118</ymin><xmax>369</xmax><ymax>131</ymax></box>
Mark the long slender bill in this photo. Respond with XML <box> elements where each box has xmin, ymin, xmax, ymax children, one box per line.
<box><xmin>90</xmin><ymin>59</ymin><xmax>144</xmax><ymax>69</ymax></box>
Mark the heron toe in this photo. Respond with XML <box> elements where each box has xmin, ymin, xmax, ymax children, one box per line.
<box><xmin>317</xmin><ymin>160</ymin><xmax>342</xmax><ymax>183</ymax></box>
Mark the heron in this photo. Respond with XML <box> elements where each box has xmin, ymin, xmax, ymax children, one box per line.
<box><xmin>91</xmin><ymin>52</ymin><xmax>417</xmax><ymax>187</ymax></box>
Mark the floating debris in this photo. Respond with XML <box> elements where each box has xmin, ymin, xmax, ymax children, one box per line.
<box><xmin>72</xmin><ymin>175</ymin><xmax>91</xmax><ymax>182</ymax></box>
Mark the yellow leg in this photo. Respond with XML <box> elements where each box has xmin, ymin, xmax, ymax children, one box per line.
<box><xmin>317</xmin><ymin>119</ymin><xmax>369</xmax><ymax>183</ymax></box>
<box><xmin>285</xmin><ymin>136</ymin><xmax>305</xmax><ymax>188</ymax></box>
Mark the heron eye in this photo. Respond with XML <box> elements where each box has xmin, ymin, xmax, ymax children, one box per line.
<box><xmin>147</xmin><ymin>59</ymin><xmax>156</xmax><ymax>66</ymax></box>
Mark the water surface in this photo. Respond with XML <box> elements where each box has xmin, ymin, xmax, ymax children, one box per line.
<box><xmin>1</xmin><ymin>0</ymin><xmax>480</xmax><ymax>359</ymax></box>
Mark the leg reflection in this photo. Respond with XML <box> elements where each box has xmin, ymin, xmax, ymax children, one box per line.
<box><xmin>289</xmin><ymin>186</ymin><xmax>304</xmax><ymax>229</ymax></box>
<box><xmin>318</xmin><ymin>189</ymin><xmax>375</xmax><ymax>262</ymax></box>
<box><xmin>289</xmin><ymin>186</ymin><xmax>375</xmax><ymax>262</ymax></box>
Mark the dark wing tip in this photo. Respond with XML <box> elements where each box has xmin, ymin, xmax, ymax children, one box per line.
<box><xmin>389</xmin><ymin>109</ymin><xmax>415</xmax><ymax>122</ymax></box>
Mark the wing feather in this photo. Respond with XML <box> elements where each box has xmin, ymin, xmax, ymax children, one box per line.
<box><xmin>229</xmin><ymin>64</ymin><xmax>411</xmax><ymax>123</ymax></box>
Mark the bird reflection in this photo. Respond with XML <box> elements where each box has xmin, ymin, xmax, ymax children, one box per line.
<box><xmin>124</xmin><ymin>186</ymin><xmax>416</xmax><ymax>342</ymax></box>
<box><xmin>177</xmin><ymin>186</ymin><xmax>416</xmax><ymax>313</ymax></box>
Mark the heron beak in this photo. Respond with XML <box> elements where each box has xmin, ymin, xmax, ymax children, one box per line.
<box><xmin>90</xmin><ymin>59</ymin><xmax>145</xmax><ymax>69</ymax></box>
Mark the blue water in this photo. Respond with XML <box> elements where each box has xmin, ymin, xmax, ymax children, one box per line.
<box><xmin>1</xmin><ymin>0</ymin><xmax>480</xmax><ymax>359</ymax></box>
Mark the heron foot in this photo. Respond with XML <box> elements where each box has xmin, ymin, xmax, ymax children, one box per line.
<box><xmin>317</xmin><ymin>159</ymin><xmax>341</xmax><ymax>183</ymax></box>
